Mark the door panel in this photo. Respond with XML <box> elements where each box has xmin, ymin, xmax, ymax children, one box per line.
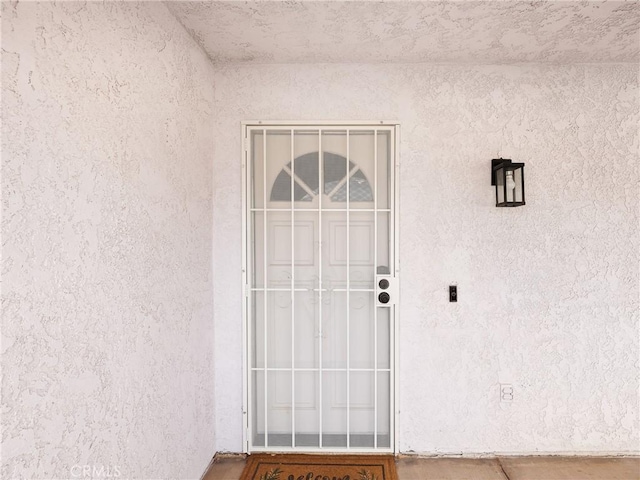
<box><xmin>245</xmin><ymin>125</ymin><xmax>397</xmax><ymax>452</ymax></box>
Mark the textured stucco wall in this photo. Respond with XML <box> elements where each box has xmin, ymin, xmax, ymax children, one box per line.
<box><xmin>2</xmin><ymin>2</ymin><xmax>215</xmax><ymax>478</ymax></box>
<box><xmin>211</xmin><ymin>64</ymin><xmax>639</xmax><ymax>454</ymax></box>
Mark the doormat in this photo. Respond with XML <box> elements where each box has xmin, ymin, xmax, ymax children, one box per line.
<box><xmin>239</xmin><ymin>454</ymin><xmax>398</xmax><ymax>480</ymax></box>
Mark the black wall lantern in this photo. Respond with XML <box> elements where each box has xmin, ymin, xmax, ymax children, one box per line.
<box><xmin>491</xmin><ymin>158</ymin><xmax>525</xmax><ymax>207</ymax></box>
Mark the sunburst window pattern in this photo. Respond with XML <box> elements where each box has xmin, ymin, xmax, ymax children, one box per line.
<box><xmin>270</xmin><ymin>152</ymin><xmax>373</xmax><ymax>202</ymax></box>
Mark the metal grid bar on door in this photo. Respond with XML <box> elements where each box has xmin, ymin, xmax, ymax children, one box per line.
<box><xmin>290</xmin><ymin>129</ymin><xmax>296</xmax><ymax>448</ymax></box>
<box><xmin>318</xmin><ymin>130</ymin><xmax>323</xmax><ymax>449</ymax></box>
<box><xmin>250</xmin><ymin>208</ymin><xmax>392</xmax><ymax>212</ymax></box>
<box><xmin>250</xmin><ymin>368</ymin><xmax>392</xmax><ymax>372</ymax></box>
<box><xmin>250</xmin><ymin>288</ymin><xmax>377</xmax><ymax>292</ymax></box>
<box><xmin>346</xmin><ymin>129</ymin><xmax>351</xmax><ymax>449</ymax></box>
<box><xmin>373</xmin><ymin>129</ymin><xmax>378</xmax><ymax>449</ymax></box>
<box><xmin>262</xmin><ymin>130</ymin><xmax>268</xmax><ymax>448</ymax></box>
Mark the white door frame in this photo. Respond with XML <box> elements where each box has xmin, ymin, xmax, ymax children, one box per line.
<box><xmin>241</xmin><ymin>121</ymin><xmax>400</xmax><ymax>453</ymax></box>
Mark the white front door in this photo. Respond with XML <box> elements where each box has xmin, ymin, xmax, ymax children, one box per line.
<box><xmin>243</xmin><ymin>124</ymin><xmax>398</xmax><ymax>452</ymax></box>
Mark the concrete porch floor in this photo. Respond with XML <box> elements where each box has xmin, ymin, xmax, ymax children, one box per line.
<box><xmin>203</xmin><ymin>455</ymin><xmax>640</xmax><ymax>480</ymax></box>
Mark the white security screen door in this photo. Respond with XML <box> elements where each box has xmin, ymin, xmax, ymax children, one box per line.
<box><xmin>243</xmin><ymin>123</ymin><xmax>398</xmax><ymax>453</ymax></box>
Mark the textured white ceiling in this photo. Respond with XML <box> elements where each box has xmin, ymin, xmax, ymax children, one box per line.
<box><xmin>166</xmin><ymin>1</ymin><xmax>640</xmax><ymax>64</ymax></box>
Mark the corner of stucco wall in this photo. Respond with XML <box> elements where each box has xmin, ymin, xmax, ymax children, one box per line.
<box><xmin>2</xmin><ymin>2</ymin><xmax>216</xmax><ymax>478</ymax></box>
<box><xmin>160</xmin><ymin>0</ymin><xmax>220</xmax><ymax>456</ymax></box>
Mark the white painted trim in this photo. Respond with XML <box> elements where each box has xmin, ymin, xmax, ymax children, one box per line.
<box><xmin>241</xmin><ymin>124</ymin><xmax>249</xmax><ymax>454</ymax></box>
<box><xmin>397</xmin><ymin>451</ymin><xmax>640</xmax><ymax>458</ymax></box>
<box><xmin>392</xmin><ymin>125</ymin><xmax>401</xmax><ymax>455</ymax></box>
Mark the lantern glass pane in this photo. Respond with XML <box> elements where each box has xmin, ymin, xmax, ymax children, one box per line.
<box><xmin>514</xmin><ymin>167</ymin><xmax>523</xmax><ymax>203</ymax></box>
<box><xmin>496</xmin><ymin>167</ymin><xmax>505</xmax><ymax>205</ymax></box>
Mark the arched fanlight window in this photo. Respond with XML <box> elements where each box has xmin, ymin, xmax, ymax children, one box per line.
<box><xmin>271</xmin><ymin>152</ymin><xmax>373</xmax><ymax>202</ymax></box>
